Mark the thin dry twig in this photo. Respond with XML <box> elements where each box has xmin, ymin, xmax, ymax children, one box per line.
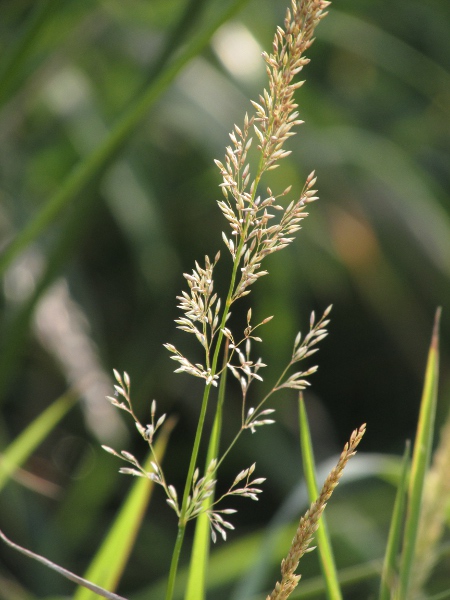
<box><xmin>0</xmin><ymin>528</ymin><xmax>128</xmax><ymax>600</ymax></box>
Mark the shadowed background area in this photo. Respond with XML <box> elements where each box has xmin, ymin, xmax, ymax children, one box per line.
<box><xmin>0</xmin><ymin>0</ymin><xmax>449</xmax><ymax>598</ymax></box>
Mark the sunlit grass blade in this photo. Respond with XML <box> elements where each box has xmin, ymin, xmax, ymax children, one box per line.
<box><xmin>0</xmin><ymin>0</ymin><xmax>250</xmax><ymax>278</ymax></box>
<box><xmin>135</xmin><ymin>553</ymin><xmax>384</xmax><ymax>600</ymax></box>
<box><xmin>299</xmin><ymin>395</ymin><xmax>342</xmax><ymax>600</ymax></box>
<box><xmin>0</xmin><ymin>390</ymin><xmax>76</xmax><ymax>492</ymax></box>
<box><xmin>378</xmin><ymin>441</ymin><xmax>410</xmax><ymax>600</ymax></box>
<box><xmin>74</xmin><ymin>417</ymin><xmax>175</xmax><ymax>599</ymax></box>
<box><xmin>409</xmin><ymin>399</ymin><xmax>450</xmax><ymax>594</ymax></box>
<box><xmin>183</xmin><ymin>422</ymin><xmax>218</xmax><ymax>600</ymax></box>
<box><xmin>397</xmin><ymin>308</ymin><xmax>441</xmax><ymax>599</ymax></box>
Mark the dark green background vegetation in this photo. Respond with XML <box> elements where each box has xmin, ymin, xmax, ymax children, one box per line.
<box><xmin>0</xmin><ymin>0</ymin><xmax>449</xmax><ymax>597</ymax></box>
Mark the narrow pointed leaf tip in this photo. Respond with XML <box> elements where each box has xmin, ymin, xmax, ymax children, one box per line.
<box><xmin>431</xmin><ymin>307</ymin><xmax>442</xmax><ymax>350</ymax></box>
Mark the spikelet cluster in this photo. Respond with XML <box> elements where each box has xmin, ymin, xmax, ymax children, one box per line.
<box><xmin>266</xmin><ymin>424</ymin><xmax>366</xmax><ymax>600</ymax></box>
<box><xmin>106</xmin><ymin>0</ymin><xmax>334</xmax><ymax>546</ymax></box>
<box><xmin>216</xmin><ymin>0</ymin><xmax>330</xmax><ymax>304</ymax></box>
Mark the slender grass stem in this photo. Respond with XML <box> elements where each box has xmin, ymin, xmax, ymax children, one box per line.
<box><xmin>165</xmin><ymin>380</ymin><xmax>212</xmax><ymax>600</ymax></box>
<box><xmin>165</xmin><ymin>525</ymin><xmax>186</xmax><ymax>600</ymax></box>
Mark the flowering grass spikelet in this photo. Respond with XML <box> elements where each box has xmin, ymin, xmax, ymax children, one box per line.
<box><xmin>267</xmin><ymin>424</ymin><xmax>366</xmax><ymax>600</ymax></box>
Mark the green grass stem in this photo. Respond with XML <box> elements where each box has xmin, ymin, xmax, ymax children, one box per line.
<box><xmin>184</xmin><ymin>343</ymin><xmax>229</xmax><ymax>600</ymax></box>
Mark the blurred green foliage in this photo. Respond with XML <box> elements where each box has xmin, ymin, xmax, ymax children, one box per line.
<box><xmin>0</xmin><ymin>0</ymin><xmax>449</xmax><ymax>597</ymax></box>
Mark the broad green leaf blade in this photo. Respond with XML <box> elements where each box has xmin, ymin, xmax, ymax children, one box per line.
<box><xmin>378</xmin><ymin>441</ymin><xmax>410</xmax><ymax>600</ymax></box>
<box><xmin>0</xmin><ymin>390</ymin><xmax>76</xmax><ymax>492</ymax></box>
<box><xmin>398</xmin><ymin>308</ymin><xmax>441</xmax><ymax>599</ymax></box>
<box><xmin>74</xmin><ymin>418</ymin><xmax>175</xmax><ymax>599</ymax></box>
<box><xmin>299</xmin><ymin>396</ymin><xmax>342</xmax><ymax>600</ymax></box>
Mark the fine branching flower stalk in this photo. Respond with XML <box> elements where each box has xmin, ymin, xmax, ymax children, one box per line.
<box><xmin>164</xmin><ymin>1</ymin><xmax>331</xmax><ymax>596</ymax></box>
<box><xmin>266</xmin><ymin>424</ymin><xmax>367</xmax><ymax>600</ymax></box>
<box><xmin>104</xmin><ymin>1</ymin><xmax>332</xmax><ymax>599</ymax></box>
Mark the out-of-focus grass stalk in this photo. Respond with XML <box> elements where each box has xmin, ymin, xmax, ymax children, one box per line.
<box><xmin>0</xmin><ymin>192</ymin><xmax>96</xmax><ymax>403</ymax></box>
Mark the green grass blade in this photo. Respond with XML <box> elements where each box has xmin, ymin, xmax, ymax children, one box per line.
<box><xmin>299</xmin><ymin>396</ymin><xmax>342</xmax><ymax>600</ymax></box>
<box><xmin>0</xmin><ymin>391</ymin><xmax>76</xmax><ymax>492</ymax></box>
<box><xmin>397</xmin><ymin>308</ymin><xmax>441</xmax><ymax>599</ymax></box>
<box><xmin>378</xmin><ymin>441</ymin><xmax>410</xmax><ymax>600</ymax></box>
<box><xmin>74</xmin><ymin>418</ymin><xmax>175</xmax><ymax>599</ymax></box>
<box><xmin>0</xmin><ymin>0</ymin><xmax>250</xmax><ymax>278</ymax></box>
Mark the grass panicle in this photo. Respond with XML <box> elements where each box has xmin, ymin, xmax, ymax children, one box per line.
<box><xmin>1</xmin><ymin>1</ymin><xmax>448</xmax><ymax>599</ymax></box>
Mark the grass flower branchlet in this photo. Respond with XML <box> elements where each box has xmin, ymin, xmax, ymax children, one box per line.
<box><xmin>103</xmin><ymin>1</ymin><xmax>343</xmax><ymax>599</ymax></box>
<box><xmin>98</xmin><ymin>1</ymin><xmax>368</xmax><ymax>599</ymax></box>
